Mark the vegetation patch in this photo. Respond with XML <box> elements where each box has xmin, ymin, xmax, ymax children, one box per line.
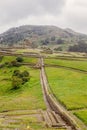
<box><xmin>45</xmin><ymin>58</ymin><xmax>87</xmax><ymax>71</ymax></box>
<box><xmin>46</xmin><ymin>67</ymin><xmax>87</xmax><ymax>110</ymax></box>
<box><xmin>11</xmin><ymin>70</ymin><xmax>30</xmax><ymax>90</ymax></box>
<box><xmin>0</xmin><ymin>56</ymin><xmax>37</xmax><ymax>64</ymax></box>
<box><xmin>0</xmin><ymin>64</ymin><xmax>45</xmax><ymax>112</ymax></box>
<box><xmin>16</xmin><ymin>56</ymin><xmax>24</xmax><ymax>62</ymax></box>
<box><xmin>74</xmin><ymin>110</ymin><xmax>87</xmax><ymax>125</ymax></box>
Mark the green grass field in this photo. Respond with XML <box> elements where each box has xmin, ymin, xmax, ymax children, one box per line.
<box><xmin>23</xmin><ymin>57</ymin><xmax>37</xmax><ymax>63</ymax></box>
<box><xmin>0</xmin><ymin>55</ymin><xmax>66</xmax><ymax>129</ymax></box>
<box><xmin>0</xmin><ymin>65</ymin><xmax>46</xmax><ymax>112</ymax></box>
<box><xmin>0</xmin><ymin>55</ymin><xmax>51</xmax><ymax>129</ymax></box>
<box><xmin>0</xmin><ymin>55</ymin><xmax>37</xmax><ymax>64</ymax></box>
<box><xmin>1</xmin><ymin>54</ymin><xmax>87</xmax><ymax>129</ymax></box>
<box><xmin>45</xmin><ymin>67</ymin><xmax>87</xmax><ymax>110</ymax></box>
<box><xmin>45</xmin><ymin>58</ymin><xmax>87</xmax><ymax>71</ymax></box>
<box><xmin>74</xmin><ymin>110</ymin><xmax>87</xmax><ymax>125</ymax></box>
<box><xmin>45</xmin><ymin>65</ymin><xmax>87</xmax><ymax>127</ymax></box>
<box><xmin>0</xmin><ymin>56</ymin><xmax>45</xmax><ymax>112</ymax></box>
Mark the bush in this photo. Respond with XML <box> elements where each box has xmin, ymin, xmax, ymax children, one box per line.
<box><xmin>22</xmin><ymin>77</ymin><xmax>29</xmax><ymax>84</ymax></box>
<box><xmin>12</xmin><ymin>76</ymin><xmax>22</xmax><ymax>90</ymax></box>
<box><xmin>0</xmin><ymin>64</ymin><xmax>5</xmax><ymax>68</ymax></box>
<box><xmin>68</xmin><ymin>42</ymin><xmax>87</xmax><ymax>53</ymax></box>
<box><xmin>21</xmin><ymin>71</ymin><xmax>30</xmax><ymax>84</ymax></box>
<box><xmin>0</xmin><ymin>56</ymin><xmax>3</xmax><ymax>62</ymax></box>
<box><xmin>54</xmin><ymin>47</ymin><xmax>62</xmax><ymax>51</ymax></box>
<box><xmin>10</xmin><ymin>60</ymin><xmax>21</xmax><ymax>67</ymax></box>
<box><xmin>12</xmin><ymin>70</ymin><xmax>30</xmax><ymax>90</ymax></box>
<box><xmin>21</xmin><ymin>71</ymin><xmax>29</xmax><ymax>77</ymax></box>
<box><xmin>5</xmin><ymin>57</ymin><xmax>23</xmax><ymax>68</ymax></box>
<box><xmin>5</xmin><ymin>62</ymin><xmax>9</xmax><ymax>65</ymax></box>
<box><xmin>16</xmin><ymin>57</ymin><xmax>23</xmax><ymax>62</ymax></box>
<box><xmin>13</xmin><ymin>70</ymin><xmax>21</xmax><ymax>76</ymax></box>
<box><xmin>56</xmin><ymin>39</ymin><xmax>64</xmax><ymax>44</ymax></box>
<box><xmin>51</xmin><ymin>36</ymin><xmax>55</xmax><ymax>41</ymax></box>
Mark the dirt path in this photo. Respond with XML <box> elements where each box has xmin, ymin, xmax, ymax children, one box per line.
<box><xmin>40</xmin><ymin>57</ymin><xmax>81</xmax><ymax>130</ymax></box>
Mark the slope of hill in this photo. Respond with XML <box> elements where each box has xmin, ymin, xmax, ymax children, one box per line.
<box><xmin>0</xmin><ymin>25</ymin><xmax>87</xmax><ymax>51</ymax></box>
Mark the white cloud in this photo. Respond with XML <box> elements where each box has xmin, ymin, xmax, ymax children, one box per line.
<box><xmin>0</xmin><ymin>0</ymin><xmax>65</xmax><ymax>24</ymax></box>
<box><xmin>64</xmin><ymin>0</ymin><xmax>87</xmax><ymax>33</ymax></box>
<box><xmin>0</xmin><ymin>0</ymin><xmax>87</xmax><ymax>34</ymax></box>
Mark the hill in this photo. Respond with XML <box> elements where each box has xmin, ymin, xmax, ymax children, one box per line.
<box><xmin>0</xmin><ymin>25</ymin><xmax>87</xmax><ymax>51</ymax></box>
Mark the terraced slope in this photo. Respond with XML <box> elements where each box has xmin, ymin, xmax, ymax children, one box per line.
<box><xmin>0</xmin><ymin>56</ymin><xmax>46</xmax><ymax>129</ymax></box>
<box><xmin>0</xmin><ymin>53</ymin><xmax>87</xmax><ymax>130</ymax></box>
<box><xmin>0</xmin><ymin>55</ymin><xmax>66</xmax><ymax>130</ymax></box>
<box><xmin>45</xmin><ymin>58</ymin><xmax>87</xmax><ymax>72</ymax></box>
<box><xmin>40</xmin><ymin>58</ymin><xmax>79</xmax><ymax>130</ymax></box>
<box><xmin>44</xmin><ymin>58</ymin><xmax>87</xmax><ymax>129</ymax></box>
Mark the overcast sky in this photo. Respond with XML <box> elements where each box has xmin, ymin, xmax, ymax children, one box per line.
<box><xmin>0</xmin><ymin>0</ymin><xmax>87</xmax><ymax>34</ymax></box>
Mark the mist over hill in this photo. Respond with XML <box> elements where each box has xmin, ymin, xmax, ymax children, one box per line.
<box><xmin>0</xmin><ymin>25</ymin><xmax>87</xmax><ymax>52</ymax></box>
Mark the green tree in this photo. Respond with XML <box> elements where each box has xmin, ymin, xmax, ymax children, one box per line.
<box><xmin>12</xmin><ymin>76</ymin><xmax>22</xmax><ymax>90</ymax></box>
<box><xmin>11</xmin><ymin>70</ymin><xmax>30</xmax><ymax>90</ymax></box>
<box><xmin>16</xmin><ymin>57</ymin><xmax>23</xmax><ymax>62</ymax></box>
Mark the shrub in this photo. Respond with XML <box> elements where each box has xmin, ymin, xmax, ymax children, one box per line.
<box><xmin>51</xmin><ymin>36</ymin><xmax>55</xmax><ymax>41</ymax></box>
<box><xmin>10</xmin><ymin>60</ymin><xmax>21</xmax><ymax>67</ymax></box>
<box><xmin>0</xmin><ymin>64</ymin><xmax>5</xmax><ymax>68</ymax></box>
<box><xmin>54</xmin><ymin>47</ymin><xmax>62</xmax><ymax>51</ymax></box>
<box><xmin>12</xmin><ymin>76</ymin><xmax>22</xmax><ymax>90</ymax></box>
<box><xmin>16</xmin><ymin>57</ymin><xmax>23</xmax><ymax>62</ymax></box>
<box><xmin>21</xmin><ymin>71</ymin><xmax>29</xmax><ymax>77</ymax></box>
<box><xmin>0</xmin><ymin>56</ymin><xmax>3</xmax><ymax>62</ymax></box>
<box><xmin>56</xmin><ymin>39</ymin><xmax>64</xmax><ymax>44</ymax></box>
<box><xmin>13</xmin><ymin>70</ymin><xmax>21</xmax><ymax>76</ymax></box>
<box><xmin>11</xmin><ymin>70</ymin><xmax>30</xmax><ymax>90</ymax></box>
<box><xmin>5</xmin><ymin>62</ymin><xmax>9</xmax><ymax>65</ymax></box>
<box><xmin>21</xmin><ymin>71</ymin><xmax>30</xmax><ymax>84</ymax></box>
<box><xmin>22</xmin><ymin>77</ymin><xmax>29</xmax><ymax>84</ymax></box>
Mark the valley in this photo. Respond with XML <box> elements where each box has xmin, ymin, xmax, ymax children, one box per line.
<box><xmin>0</xmin><ymin>49</ymin><xmax>87</xmax><ymax>130</ymax></box>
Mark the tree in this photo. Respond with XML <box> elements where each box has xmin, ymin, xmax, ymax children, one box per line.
<box><xmin>54</xmin><ymin>47</ymin><xmax>62</xmax><ymax>51</ymax></box>
<box><xmin>56</xmin><ymin>39</ymin><xmax>64</xmax><ymax>44</ymax></box>
<box><xmin>21</xmin><ymin>71</ymin><xmax>29</xmax><ymax>77</ymax></box>
<box><xmin>16</xmin><ymin>57</ymin><xmax>23</xmax><ymax>62</ymax></box>
<box><xmin>12</xmin><ymin>76</ymin><xmax>22</xmax><ymax>90</ymax></box>
<box><xmin>0</xmin><ymin>56</ymin><xmax>3</xmax><ymax>62</ymax></box>
<box><xmin>13</xmin><ymin>70</ymin><xmax>21</xmax><ymax>76</ymax></box>
<box><xmin>68</xmin><ymin>42</ymin><xmax>87</xmax><ymax>53</ymax></box>
<box><xmin>11</xmin><ymin>70</ymin><xmax>30</xmax><ymax>90</ymax></box>
<box><xmin>10</xmin><ymin>60</ymin><xmax>20</xmax><ymax>67</ymax></box>
<box><xmin>51</xmin><ymin>36</ymin><xmax>55</xmax><ymax>41</ymax></box>
<box><xmin>41</xmin><ymin>38</ymin><xmax>49</xmax><ymax>45</ymax></box>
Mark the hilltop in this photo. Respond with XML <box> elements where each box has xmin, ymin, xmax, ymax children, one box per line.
<box><xmin>0</xmin><ymin>25</ymin><xmax>87</xmax><ymax>51</ymax></box>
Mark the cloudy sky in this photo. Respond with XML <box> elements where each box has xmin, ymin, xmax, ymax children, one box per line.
<box><xmin>0</xmin><ymin>0</ymin><xmax>87</xmax><ymax>34</ymax></box>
